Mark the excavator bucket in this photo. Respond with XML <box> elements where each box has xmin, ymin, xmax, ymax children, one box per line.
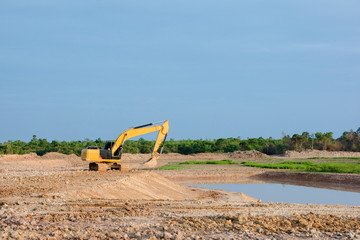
<box><xmin>142</xmin><ymin>156</ymin><xmax>159</xmax><ymax>168</ymax></box>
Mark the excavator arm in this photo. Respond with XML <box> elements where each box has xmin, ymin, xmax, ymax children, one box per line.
<box><xmin>143</xmin><ymin>121</ymin><xmax>168</xmax><ymax>166</ymax></box>
<box><xmin>111</xmin><ymin>120</ymin><xmax>169</xmax><ymax>166</ymax></box>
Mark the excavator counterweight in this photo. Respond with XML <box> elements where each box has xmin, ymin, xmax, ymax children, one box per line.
<box><xmin>81</xmin><ymin>120</ymin><xmax>169</xmax><ymax>171</ymax></box>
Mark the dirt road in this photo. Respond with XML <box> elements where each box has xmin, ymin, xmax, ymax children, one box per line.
<box><xmin>0</xmin><ymin>152</ymin><xmax>359</xmax><ymax>239</ymax></box>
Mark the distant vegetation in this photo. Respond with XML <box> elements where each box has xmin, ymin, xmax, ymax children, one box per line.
<box><xmin>0</xmin><ymin>127</ymin><xmax>359</xmax><ymax>156</ymax></box>
<box><xmin>242</xmin><ymin>161</ymin><xmax>360</xmax><ymax>174</ymax></box>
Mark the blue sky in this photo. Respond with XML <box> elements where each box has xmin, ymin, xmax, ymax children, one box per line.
<box><xmin>1</xmin><ymin>0</ymin><xmax>359</xmax><ymax>142</ymax></box>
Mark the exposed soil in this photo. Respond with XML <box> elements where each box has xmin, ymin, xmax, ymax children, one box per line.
<box><xmin>285</xmin><ymin>150</ymin><xmax>360</xmax><ymax>158</ymax></box>
<box><xmin>228</xmin><ymin>150</ymin><xmax>269</xmax><ymax>160</ymax></box>
<box><xmin>0</xmin><ymin>151</ymin><xmax>359</xmax><ymax>239</ymax></box>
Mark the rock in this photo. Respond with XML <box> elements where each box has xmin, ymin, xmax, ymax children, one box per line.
<box><xmin>346</xmin><ymin>232</ymin><xmax>356</xmax><ymax>238</ymax></box>
<box><xmin>106</xmin><ymin>232</ymin><xmax>117</xmax><ymax>238</ymax></box>
<box><xmin>174</xmin><ymin>231</ymin><xmax>184</xmax><ymax>240</ymax></box>
<box><xmin>155</xmin><ymin>231</ymin><xmax>163</xmax><ymax>238</ymax></box>
<box><xmin>164</xmin><ymin>232</ymin><xmax>172</xmax><ymax>239</ymax></box>
<box><xmin>225</xmin><ymin>220</ymin><xmax>232</xmax><ymax>226</ymax></box>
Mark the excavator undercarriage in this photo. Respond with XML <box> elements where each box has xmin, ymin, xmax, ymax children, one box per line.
<box><xmin>88</xmin><ymin>162</ymin><xmax>128</xmax><ymax>172</ymax></box>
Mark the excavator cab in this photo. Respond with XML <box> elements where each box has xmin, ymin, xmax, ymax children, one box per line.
<box><xmin>103</xmin><ymin>141</ymin><xmax>121</xmax><ymax>159</ymax></box>
<box><xmin>104</xmin><ymin>141</ymin><xmax>114</xmax><ymax>150</ymax></box>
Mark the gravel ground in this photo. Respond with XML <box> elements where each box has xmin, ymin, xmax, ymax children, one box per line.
<box><xmin>0</xmin><ymin>153</ymin><xmax>359</xmax><ymax>239</ymax></box>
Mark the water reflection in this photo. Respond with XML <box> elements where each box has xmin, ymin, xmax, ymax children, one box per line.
<box><xmin>193</xmin><ymin>183</ymin><xmax>360</xmax><ymax>206</ymax></box>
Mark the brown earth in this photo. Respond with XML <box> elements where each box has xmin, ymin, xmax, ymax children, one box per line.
<box><xmin>285</xmin><ymin>150</ymin><xmax>360</xmax><ymax>158</ymax></box>
<box><xmin>0</xmin><ymin>151</ymin><xmax>359</xmax><ymax>239</ymax></box>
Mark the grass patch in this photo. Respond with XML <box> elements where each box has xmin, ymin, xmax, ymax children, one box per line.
<box><xmin>308</xmin><ymin>157</ymin><xmax>360</xmax><ymax>160</ymax></box>
<box><xmin>179</xmin><ymin>159</ymin><xmax>239</xmax><ymax>165</ymax></box>
<box><xmin>156</xmin><ymin>163</ymin><xmax>188</xmax><ymax>170</ymax></box>
<box><xmin>156</xmin><ymin>159</ymin><xmax>239</xmax><ymax>170</ymax></box>
<box><xmin>242</xmin><ymin>161</ymin><xmax>360</xmax><ymax>174</ymax></box>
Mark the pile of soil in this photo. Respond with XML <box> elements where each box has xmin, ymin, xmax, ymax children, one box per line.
<box><xmin>123</xmin><ymin>153</ymin><xmax>229</xmax><ymax>162</ymax></box>
<box><xmin>61</xmin><ymin>171</ymin><xmax>257</xmax><ymax>202</ymax></box>
<box><xmin>124</xmin><ymin>151</ymin><xmax>270</xmax><ymax>163</ymax></box>
<box><xmin>0</xmin><ymin>153</ymin><xmax>40</xmax><ymax>162</ymax></box>
<box><xmin>41</xmin><ymin>152</ymin><xmax>78</xmax><ymax>160</ymax></box>
<box><xmin>285</xmin><ymin>150</ymin><xmax>360</xmax><ymax>158</ymax></box>
<box><xmin>62</xmin><ymin>172</ymin><xmax>194</xmax><ymax>200</ymax></box>
<box><xmin>0</xmin><ymin>152</ymin><xmax>84</xmax><ymax>172</ymax></box>
<box><xmin>227</xmin><ymin>150</ymin><xmax>269</xmax><ymax>160</ymax></box>
<box><xmin>0</xmin><ymin>152</ymin><xmax>79</xmax><ymax>162</ymax></box>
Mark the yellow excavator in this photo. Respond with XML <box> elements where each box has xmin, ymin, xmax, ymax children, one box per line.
<box><xmin>81</xmin><ymin>120</ymin><xmax>169</xmax><ymax>171</ymax></box>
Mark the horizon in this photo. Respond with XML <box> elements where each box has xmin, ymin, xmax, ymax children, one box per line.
<box><xmin>3</xmin><ymin>126</ymin><xmax>358</xmax><ymax>143</ymax></box>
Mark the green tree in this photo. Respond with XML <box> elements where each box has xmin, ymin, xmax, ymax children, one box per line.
<box><xmin>315</xmin><ymin>132</ymin><xmax>333</xmax><ymax>150</ymax></box>
<box><xmin>291</xmin><ymin>134</ymin><xmax>301</xmax><ymax>150</ymax></box>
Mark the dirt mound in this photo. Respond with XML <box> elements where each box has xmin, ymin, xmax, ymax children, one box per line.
<box><xmin>62</xmin><ymin>172</ymin><xmax>195</xmax><ymax>200</ymax></box>
<box><xmin>0</xmin><ymin>152</ymin><xmax>79</xmax><ymax>162</ymax></box>
<box><xmin>41</xmin><ymin>152</ymin><xmax>78</xmax><ymax>160</ymax></box>
<box><xmin>123</xmin><ymin>152</ymin><xmax>269</xmax><ymax>169</ymax></box>
<box><xmin>121</xmin><ymin>153</ymin><xmax>150</xmax><ymax>161</ymax></box>
<box><xmin>0</xmin><ymin>153</ymin><xmax>40</xmax><ymax>162</ymax></box>
<box><xmin>227</xmin><ymin>150</ymin><xmax>269</xmax><ymax>160</ymax></box>
<box><xmin>0</xmin><ymin>152</ymin><xmax>84</xmax><ymax>172</ymax></box>
<box><xmin>60</xmin><ymin>172</ymin><xmax>256</xmax><ymax>202</ymax></box>
<box><xmin>121</xmin><ymin>153</ymin><xmax>192</xmax><ymax>163</ymax></box>
<box><xmin>285</xmin><ymin>150</ymin><xmax>360</xmax><ymax>158</ymax></box>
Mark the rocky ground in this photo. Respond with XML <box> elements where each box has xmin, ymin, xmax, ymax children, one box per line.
<box><xmin>0</xmin><ymin>152</ymin><xmax>359</xmax><ymax>239</ymax></box>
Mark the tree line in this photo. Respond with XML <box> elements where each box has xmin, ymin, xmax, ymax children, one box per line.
<box><xmin>0</xmin><ymin>128</ymin><xmax>359</xmax><ymax>156</ymax></box>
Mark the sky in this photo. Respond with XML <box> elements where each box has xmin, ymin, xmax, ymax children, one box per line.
<box><xmin>1</xmin><ymin>0</ymin><xmax>359</xmax><ymax>142</ymax></box>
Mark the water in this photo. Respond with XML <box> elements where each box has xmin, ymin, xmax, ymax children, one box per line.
<box><xmin>193</xmin><ymin>183</ymin><xmax>360</xmax><ymax>206</ymax></box>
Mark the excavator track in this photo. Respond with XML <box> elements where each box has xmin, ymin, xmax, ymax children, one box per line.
<box><xmin>89</xmin><ymin>162</ymin><xmax>129</xmax><ymax>172</ymax></box>
<box><xmin>89</xmin><ymin>162</ymin><xmax>108</xmax><ymax>171</ymax></box>
<box><xmin>110</xmin><ymin>163</ymin><xmax>129</xmax><ymax>172</ymax></box>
